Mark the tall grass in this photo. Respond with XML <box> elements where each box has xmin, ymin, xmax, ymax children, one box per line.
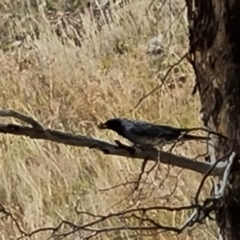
<box><xmin>0</xmin><ymin>0</ymin><xmax>216</xmax><ymax>239</ymax></box>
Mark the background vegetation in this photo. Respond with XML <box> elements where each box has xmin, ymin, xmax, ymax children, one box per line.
<box><xmin>0</xmin><ymin>0</ymin><xmax>216</xmax><ymax>239</ymax></box>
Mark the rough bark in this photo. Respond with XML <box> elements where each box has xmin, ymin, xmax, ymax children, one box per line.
<box><xmin>185</xmin><ymin>0</ymin><xmax>240</xmax><ymax>239</ymax></box>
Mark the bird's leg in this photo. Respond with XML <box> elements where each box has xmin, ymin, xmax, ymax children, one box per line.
<box><xmin>114</xmin><ymin>140</ymin><xmax>136</xmax><ymax>155</ymax></box>
<box><xmin>132</xmin><ymin>144</ymin><xmax>154</xmax><ymax>191</ymax></box>
<box><xmin>134</xmin><ymin>157</ymin><xmax>148</xmax><ymax>191</ymax></box>
<box><xmin>132</xmin><ymin>144</ymin><xmax>156</xmax><ymax>151</ymax></box>
<box><xmin>177</xmin><ymin>141</ymin><xmax>185</xmax><ymax>147</ymax></box>
<box><xmin>156</xmin><ymin>142</ymin><xmax>167</xmax><ymax>151</ymax></box>
<box><xmin>131</xmin><ymin>143</ymin><xmax>141</xmax><ymax>148</ymax></box>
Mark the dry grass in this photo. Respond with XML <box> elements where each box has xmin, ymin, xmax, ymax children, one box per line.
<box><xmin>0</xmin><ymin>0</ymin><xmax>217</xmax><ymax>239</ymax></box>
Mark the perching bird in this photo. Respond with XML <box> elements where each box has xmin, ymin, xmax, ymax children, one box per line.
<box><xmin>98</xmin><ymin>118</ymin><xmax>209</xmax><ymax>148</ymax></box>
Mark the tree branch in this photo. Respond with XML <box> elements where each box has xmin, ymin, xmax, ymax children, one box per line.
<box><xmin>0</xmin><ymin>109</ymin><xmax>226</xmax><ymax>176</ymax></box>
<box><xmin>0</xmin><ymin>109</ymin><xmax>44</xmax><ymax>130</ymax></box>
<box><xmin>13</xmin><ymin>198</ymin><xmax>216</xmax><ymax>240</ymax></box>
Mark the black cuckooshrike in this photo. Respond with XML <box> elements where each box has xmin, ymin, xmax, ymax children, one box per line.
<box><xmin>98</xmin><ymin>118</ymin><xmax>209</xmax><ymax>147</ymax></box>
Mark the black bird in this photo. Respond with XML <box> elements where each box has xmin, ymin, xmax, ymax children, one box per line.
<box><xmin>98</xmin><ymin>118</ymin><xmax>209</xmax><ymax>148</ymax></box>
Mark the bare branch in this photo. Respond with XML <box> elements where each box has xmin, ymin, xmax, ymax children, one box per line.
<box><xmin>14</xmin><ymin>199</ymin><xmax>216</xmax><ymax>240</ymax></box>
<box><xmin>0</xmin><ymin>109</ymin><xmax>44</xmax><ymax>130</ymax></box>
<box><xmin>134</xmin><ymin>157</ymin><xmax>149</xmax><ymax>190</ymax></box>
<box><xmin>194</xmin><ymin>151</ymin><xmax>234</xmax><ymax>204</ymax></box>
<box><xmin>75</xmin><ymin>204</ymin><xmax>196</xmax><ymax>217</ymax></box>
<box><xmin>0</xmin><ymin>109</ymin><xmax>227</xmax><ymax>176</ymax></box>
<box><xmin>214</xmin><ymin>152</ymin><xmax>236</xmax><ymax>199</ymax></box>
<box><xmin>0</xmin><ymin>204</ymin><xmax>25</xmax><ymax>234</ymax></box>
<box><xmin>23</xmin><ymin>204</ymin><xmax>197</xmax><ymax>239</ymax></box>
<box><xmin>132</xmin><ymin>53</ymin><xmax>188</xmax><ymax>110</ymax></box>
<box><xmin>98</xmin><ymin>180</ymin><xmax>136</xmax><ymax>192</ymax></box>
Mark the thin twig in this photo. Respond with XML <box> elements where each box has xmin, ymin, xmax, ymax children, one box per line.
<box><xmin>132</xmin><ymin>53</ymin><xmax>188</xmax><ymax>110</ymax></box>
<box><xmin>215</xmin><ymin>152</ymin><xmax>236</xmax><ymax>199</ymax></box>
<box><xmin>17</xmin><ymin>199</ymin><xmax>215</xmax><ymax>240</ymax></box>
<box><xmin>0</xmin><ymin>109</ymin><xmax>44</xmax><ymax>130</ymax></box>
<box><xmin>194</xmin><ymin>151</ymin><xmax>233</xmax><ymax>205</ymax></box>
<box><xmin>134</xmin><ymin>157</ymin><xmax>149</xmax><ymax>190</ymax></box>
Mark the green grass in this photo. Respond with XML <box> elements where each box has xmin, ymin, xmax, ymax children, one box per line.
<box><xmin>0</xmin><ymin>0</ymin><xmax>216</xmax><ymax>239</ymax></box>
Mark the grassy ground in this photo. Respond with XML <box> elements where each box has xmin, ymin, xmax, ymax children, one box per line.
<box><xmin>0</xmin><ymin>0</ymin><xmax>216</xmax><ymax>239</ymax></box>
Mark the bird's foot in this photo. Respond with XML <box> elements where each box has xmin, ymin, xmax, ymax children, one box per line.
<box><xmin>114</xmin><ymin>140</ymin><xmax>136</xmax><ymax>155</ymax></box>
<box><xmin>132</xmin><ymin>144</ymin><xmax>156</xmax><ymax>151</ymax></box>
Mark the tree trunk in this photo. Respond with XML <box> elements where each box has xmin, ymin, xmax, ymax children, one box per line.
<box><xmin>185</xmin><ymin>0</ymin><xmax>240</xmax><ymax>239</ymax></box>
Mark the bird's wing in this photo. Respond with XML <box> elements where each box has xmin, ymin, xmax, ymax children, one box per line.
<box><xmin>128</xmin><ymin>120</ymin><xmax>206</xmax><ymax>142</ymax></box>
<box><xmin>130</xmin><ymin>121</ymin><xmax>181</xmax><ymax>139</ymax></box>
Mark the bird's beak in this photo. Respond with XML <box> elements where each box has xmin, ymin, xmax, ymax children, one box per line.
<box><xmin>98</xmin><ymin>122</ymin><xmax>107</xmax><ymax>129</ymax></box>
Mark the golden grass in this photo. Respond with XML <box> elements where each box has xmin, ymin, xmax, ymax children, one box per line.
<box><xmin>0</xmin><ymin>0</ymin><xmax>216</xmax><ymax>239</ymax></box>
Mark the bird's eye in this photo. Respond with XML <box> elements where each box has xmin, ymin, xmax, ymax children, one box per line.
<box><xmin>98</xmin><ymin>123</ymin><xmax>107</xmax><ymax>129</ymax></box>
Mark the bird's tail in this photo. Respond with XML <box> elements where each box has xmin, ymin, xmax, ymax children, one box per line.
<box><xmin>180</xmin><ymin>134</ymin><xmax>210</xmax><ymax>141</ymax></box>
